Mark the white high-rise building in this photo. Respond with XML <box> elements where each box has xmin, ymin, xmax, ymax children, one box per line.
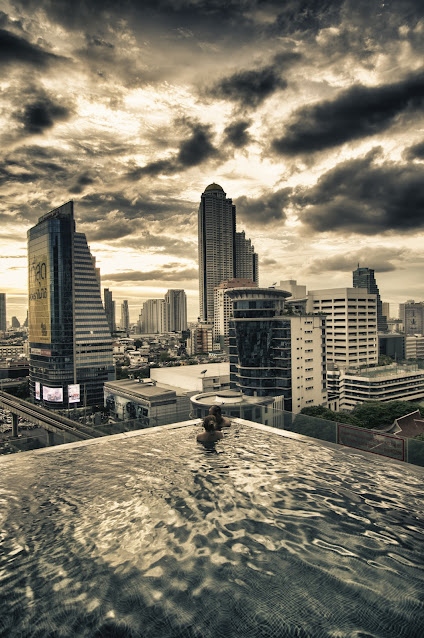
<box><xmin>306</xmin><ymin>288</ymin><xmax>378</xmax><ymax>369</ymax></box>
<box><xmin>164</xmin><ymin>289</ymin><xmax>187</xmax><ymax>332</ymax></box>
<box><xmin>213</xmin><ymin>278</ymin><xmax>257</xmax><ymax>350</ymax></box>
<box><xmin>198</xmin><ymin>183</ymin><xmax>236</xmax><ymax>323</ymax></box>
<box><xmin>120</xmin><ymin>300</ymin><xmax>130</xmax><ymax>332</ymax></box>
<box><xmin>142</xmin><ymin>299</ymin><xmax>165</xmax><ymax>334</ymax></box>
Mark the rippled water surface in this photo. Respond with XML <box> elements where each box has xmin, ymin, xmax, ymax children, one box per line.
<box><xmin>0</xmin><ymin>424</ymin><xmax>423</xmax><ymax>637</ymax></box>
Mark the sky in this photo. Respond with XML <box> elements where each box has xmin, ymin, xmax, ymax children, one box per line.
<box><xmin>1</xmin><ymin>0</ymin><xmax>423</xmax><ymax>324</ymax></box>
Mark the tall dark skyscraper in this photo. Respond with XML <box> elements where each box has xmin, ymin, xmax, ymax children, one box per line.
<box><xmin>28</xmin><ymin>201</ymin><xmax>115</xmax><ymax>408</ymax></box>
<box><xmin>353</xmin><ymin>266</ymin><xmax>388</xmax><ymax>332</ymax></box>
<box><xmin>103</xmin><ymin>288</ymin><xmax>116</xmax><ymax>334</ymax></box>
<box><xmin>198</xmin><ymin>183</ymin><xmax>236</xmax><ymax>323</ymax></box>
<box><xmin>0</xmin><ymin>293</ymin><xmax>6</xmax><ymax>331</ymax></box>
<box><xmin>198</xmin><ymin>183</ymin><xmax>259</xmax><ymax>324</ymax></box>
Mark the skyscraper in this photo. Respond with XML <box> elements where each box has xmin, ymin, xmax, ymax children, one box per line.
<box><xmin>164</xmin><ymin>289</ymin><xmax>187</xmax><ymax>332</ymax></box>
<box><xmin>235</xmin><ymin>231</ymin><xmax>259</xmax><ymax>283</ymax></box>
<box><xmin>0</xmin><ymin>293</ymin><xmax>6</xmax><ymax>331</ymax></box>
<box><xmin>104</xmin><ymin>288</ymin><xmax>116</xmax><ymax>334</ymax></box>
<box><xmin>198</xmin><ymin>183</ymin><xmax>236</xmax><ymax>323</ymax></box>
<box><xmin>353</xmin><ymin>266</ymin><xmax>388</xmax><ymax>332</ymax></box>
<box><xmin>141</xmin><ymin>299</ymin><xmax>165</xmax><ymax>334</ymax></box>
<box><xmin>28</xmin><ymin>201</ymin><xmax>115</xmax><ymax>408</ymax></box>
<box><xmin>121</xmin><ymin>300</ymin><xmax>130</xmax><ymax>332</ymax></box>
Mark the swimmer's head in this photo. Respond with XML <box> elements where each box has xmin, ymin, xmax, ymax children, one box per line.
<box><xmin>202</xmin><ymin>415</ymin><xmax>216</xmax><ymax>432</ymax></box>
<box><xmin>209</xmin><ymin>405</ymin><xmax>222</xmax><ymax>419</ymax></box>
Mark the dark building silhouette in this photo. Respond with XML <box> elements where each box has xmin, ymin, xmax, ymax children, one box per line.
<box><xmin>353</xmin><ymin>266</ymin><xmax>388</xmax><ymax>332</ymax></box>
<box><xmin>104</xmin><ymin>288</ymin><xmax>116</xmax><ymax>334</ymax></box>
<box><xmin>0</xmin><ymin>293</ymin><xmax>6</xmax><ymax>331</ymax></box>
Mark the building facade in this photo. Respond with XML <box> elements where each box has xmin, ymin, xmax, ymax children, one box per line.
<box><xmin>399</xmin><ymin>301</ymin><xmax>424</xmax><ymax>335</ymax></box>
<box><xmin>405</xmin><ymin>335</ymin><xmax>424</xmax><ymax>360</ymax></box>
<box><xmin>213</xmin><ymin>278</ymin><xmax>257</xmax><ymax>350</ymax></box>
<box><xmin>28</xmin><ymin>201</ymin><xmax>115</xmax><ymax>408</ymax></box>
<box><xmin>227</xmin><ymin>288</ymin><xmax>327</xmax><ymax>413</ymax></box>
<box><xmin>235</xmin><ymin>231</ymin><xmax>259</xmax><ymax>284</ymax></box>
<box><xmin>307</xmin><ymin>288</ymin><xmax>378</xmax><ymax>369</ymax></box>
<box><xmin>103</xmin><ymin>288</ymin><xmax>116</xmax><ymax>334</ymax></box>
<box><xmin>337</xmin><ymin>364</ymin><xmax>424</xmax><ymax>410</ymax></box>
<box><xmin>0</xmin><ymin>293</ymin><xmax>6</xmax><ymax>332</ymax></box>
<box><xmin>198</xmin><ymin>183</ymin><xmax>236</xmax><ymax>323</ymax></box>
<box><xmin>141</xmin><ymin>299</ymin><xmax>165</xmax><ymax>334</ymax></box>
<box><xmin>353</xmin><ymin>266</ymin><xmax>388</xmax><ymax>332</ymax></box>
<box><xmin>164</xmin><ymin>289</ymin><xmax>187</xmax><ymax>332</ymax></box>
<box><xmin>121</xmin><ymin>300</ymin><xmax>130</xmax><ymax>332</ymax></box>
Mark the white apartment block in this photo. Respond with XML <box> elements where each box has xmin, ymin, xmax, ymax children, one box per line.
<box><xmin>307</xmin><ymin>288</ymin><xmax>378</xmax><ymax>369</ymax></box>
<box><xmin>405</xmin><ymin>335</ymin><xmax>424</xmax><ymax>360</ymax></box>
<box><xmin>290</xmin><ymin>315</ymin><xmax>327</xmax><ymax>413</ymax></box>
<box><xmin>278</xmin><ymin>280</ymin><xmax>307</xmax><ymax>299</ymax></box>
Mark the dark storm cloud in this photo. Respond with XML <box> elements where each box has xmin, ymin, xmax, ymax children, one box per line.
<box><xmin>128</xmin><ymin>121</ymin><xmax>218</xmax><ymax>179</ymax></box>
<box><xmin>307</xmin><ymin>247</ymin><xmax>405</xmax><ymax>275</ymax></box>
<box><xmin>403</xmin><ymin>140</ymin><xmax>424</xmax><ymax>161</ymax></box>
<box><xmin>14</xmin><ymin>95</ymin><xmax>72</xmax><ymax>135</ymax></box>
<box><xmin>235</xmin><ymin>188</ymin><xmax>292</xmax><ymax>225</ymax></box>
<box><xmin>295</xmin><ymin>150</ymin><xmax>424</xmax><ymax>234</ymax></box>
<box><xmin>223</xmin><ymin>120</ymin><xmax>253</xmax><ymax>148</ymax></box>
<box><xmin>69</xmin><ymin>173</ymin><xmax>95</xmax><ymax>194</ymax></box>
<box><xmin>0</xmin><ymin>28</ymin><xmax>64</xmax><ymax>68</ymax></box>
<box><xmin>103</xmin><ymin>266</ymin><xmax>198</xmax><ymax>283</ymax></box>
<box><xmin>212</xmin><ymin>65</ymin><xmax>287</xmax><ymax>109</ymax></box>
<box><xmin>272</xmin><ymin>71</ymin><xmax>424</xmax><ymax>156</ymax></box>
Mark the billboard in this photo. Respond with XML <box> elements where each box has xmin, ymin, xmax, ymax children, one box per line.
<box><xmin>35</xmin><ymin>381</ymin><xmax>40</xmax><ymax>400</ymax></box>
<box><xmin>68</xmin><ymin>384</ymin><xmax>80</xmax><ymax>404</ymax></box>
<box><xmin>42</xmin><ymin>386</ymin><xmax>63</xmax><ymax>403</ymax></box>
<box><xmin>28</xmin><ymin>233</ymin><xmax>51</xmax><ymax>344</ymax></box>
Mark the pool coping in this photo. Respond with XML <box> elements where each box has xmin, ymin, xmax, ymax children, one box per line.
<box><xmin>2</xmin><ymin>417</ymin><xmax>424</xmax><ymax>476</ymax></box>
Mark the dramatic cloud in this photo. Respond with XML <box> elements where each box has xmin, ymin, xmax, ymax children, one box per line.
<box><xmin>295</xmin><ymin>150</ymin><xmax>424</xmax><ymax>234</ymax></box>
<box><xmin>128</xmin><ymin>121</ymin><xmax>218</xmax><ymax>179</ymax></box>
<box><xmin>307</xmin><ymin>247</ymin><xmax>406</xmax><ymax>274</ymax></box>
<box><xmin>14</xmin><ymin>95</ymin><xmax>72</xmax><ymax>135</ymax></box>
<box><xmin>212</xmin><ymin>65</ymin><xmax>287</xmax><ymax>109</ymax></box>
<box><xmin>403</xmin><ymin>140</ymin><xmax>424</xmax><ymax>161</ymax></box>
<box><xmin>103</xmin><ymin>266</ymin><xmax>198</xmax><ymax>283</ymax></box>
<box><xmin>0</xmin><ymin>28</ymin><xmax>64</xmax><ymax>68</ymax></box>
<box><xmin>272</xmin><ymin>71</ymin><xmax>424</xmax><ymax>155</ymax></box>
<box><xmin>223</xmin><ymin>119</ymin><xmax>252</xmax><ymax>148</ymax></box>
<box><xmin>235</xmin><ymin>188</ymin><xmax>292</xmax><ymax>225</ymax></box>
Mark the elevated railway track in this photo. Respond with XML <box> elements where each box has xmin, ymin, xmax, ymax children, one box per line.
<box><xmin>0</xmin><ymin>390</ymin><xmax>105</xmax><ymax>443</ymax></box>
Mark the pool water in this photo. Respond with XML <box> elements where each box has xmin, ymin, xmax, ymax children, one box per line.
<box><xmin>0</xmin><ymin>423</ymin><xmax>423</xmax><ymax>637</ymax></box>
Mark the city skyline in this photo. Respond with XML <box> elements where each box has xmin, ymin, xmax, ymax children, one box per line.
<box><xmin>1</xmin><ymin>1</ymin><xmax>423</xmax><ymax>322</ymax></box>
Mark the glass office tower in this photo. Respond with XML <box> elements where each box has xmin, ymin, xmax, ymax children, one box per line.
<box><xmin>227</xmin><ymin>288</ymin><xmax>293</xmax><ymax>406</ymax></box>
<box><xmin>28</xmin><ymin>201</ymin><xmax>114</xmax><ymax>409</ymax></box>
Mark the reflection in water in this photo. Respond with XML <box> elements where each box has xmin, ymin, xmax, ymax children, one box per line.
<box><xmin>0</xmin><ymin>425</ymin><xmax>423</xmax><ymax>637</ymax></box>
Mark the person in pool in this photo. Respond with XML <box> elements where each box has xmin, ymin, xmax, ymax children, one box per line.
<box><xmin>196</xmin><ymin>415</ymin><xmax>223</xmax><ymax>443</ymax></box>
<box><xmin>208</xmin><ymin>405</ymin><xmax>231</xmax><ymax>430</ymax></box>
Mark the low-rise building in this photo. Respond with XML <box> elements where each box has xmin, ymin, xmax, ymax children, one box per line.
<box><xmin>336</xmin><ymin>364</ymin><xmax>424</xmax><ymax>410</ymax></box>
<box><xmin>104</xmin><ymin>379</ymin><xmax>178</xmax><ymax>426</ymax></box>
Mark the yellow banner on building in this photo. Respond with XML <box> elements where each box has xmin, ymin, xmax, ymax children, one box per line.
<box><xmin>28</xmin><ymin>236</ymin><xmax>51</xmax><ymax>344</ymax></box>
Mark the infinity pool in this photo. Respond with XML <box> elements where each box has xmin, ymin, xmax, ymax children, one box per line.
<box><xmin>0</xmin><ymin>422</ymin><xmax>423</xmax><ymax>637</ymax></box>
